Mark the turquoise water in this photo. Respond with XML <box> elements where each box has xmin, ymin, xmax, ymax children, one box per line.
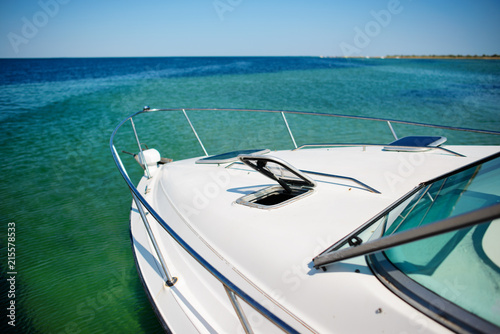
<box><xmin>1</xmin><ymin>57</ymin><xmax>499</xmax><ymax>333</ymax></box>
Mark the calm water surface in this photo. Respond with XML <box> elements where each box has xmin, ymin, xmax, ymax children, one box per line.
<box><xmin>0</xmin><ymin>57</ymin><xmax>499</xmax><ymax>333</ymax></box>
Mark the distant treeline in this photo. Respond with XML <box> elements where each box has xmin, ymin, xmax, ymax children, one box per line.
<box><xmin>386</xmin><ymin>54</ymin><xmax>500</xmax><ymax>59</ymax></box>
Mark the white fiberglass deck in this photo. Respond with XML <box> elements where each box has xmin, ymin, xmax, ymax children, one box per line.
<box><xmin>130</xmin><ymin>144</ymin><xmax>499</xmax><ymax>333</ymax></box>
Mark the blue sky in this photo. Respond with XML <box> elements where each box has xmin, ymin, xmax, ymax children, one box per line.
<box><xmin>1</xmin><ymin>0</ymin><xmax>499</xmax><ymax>58</ymax></box>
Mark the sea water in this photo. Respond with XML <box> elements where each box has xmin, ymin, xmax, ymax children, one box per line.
<box><xmin>0</xmin><ymin>57</ymin><xmax>499</xmax><ymax>333</ymax></box>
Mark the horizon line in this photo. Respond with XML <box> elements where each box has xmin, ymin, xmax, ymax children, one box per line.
<box><xmin>1</xmin><ymin>54</ymin><xmax>499</xmax><ymax>60</ymax></box>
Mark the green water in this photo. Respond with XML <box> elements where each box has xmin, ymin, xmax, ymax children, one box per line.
<box><xmin>0</xmin><ymin>57</ymin><xmax>499</xmax><ymax>333</ymax></box>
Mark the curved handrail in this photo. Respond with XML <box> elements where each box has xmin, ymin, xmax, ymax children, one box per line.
<box><xmin>110</xmin><ymin>108</ymin><xmax>302</xmax><ymax>333</ymax></box>
<box><xmin>110</xmin><ymin>107</ymin><xmax>500</xmax><ymax>333</ymax></box>
<box><xmin>294</xmin><ymin>143</ymin><xmax>466</xmax><ymax>157</ymax></box>
<box><xmin>143</xmin><ymin>107</ymin><xmax>500</xmax><ymax>135</ymax></box>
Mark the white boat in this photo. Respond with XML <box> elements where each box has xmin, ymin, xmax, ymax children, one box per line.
<box><xmin>111</xmin><ymin>107</ymin><xmax>500</xmax><ymax>334</ymax></box>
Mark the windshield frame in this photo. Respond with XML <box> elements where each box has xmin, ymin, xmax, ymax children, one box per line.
<box><xmin>367</xmin><ymin>250</ymin><xmax>499</xmax><ymax>333</ymax></box>
<box><xmin>313</xmin><ymin>152</ymin><xmax>500</xmax><ymax>265</ymax></box>
<box><xmin>312</xmin><ymin>152</ymin><xmax>500</xmax><ymax>332</ymax></box>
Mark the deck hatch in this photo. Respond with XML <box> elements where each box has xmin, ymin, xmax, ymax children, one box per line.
<box><xmin>236</xmin><ymin>155</ymin><xmax>316</xmax><ymax>209</ymax></box>
<box><xmin>384</xmin><ymin>136</ymin><xmax>447</xmax><ymax>152</ymax></box>
<box><xmin>239</xmin><ymin>155</ymin><xmax>316</xmax><ymax>191</ymax></box>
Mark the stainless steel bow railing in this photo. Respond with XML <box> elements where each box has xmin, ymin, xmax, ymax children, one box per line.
<box><xmin>110</xmin><ymin>107</ymin><xmax>500</xmax><ymax>334</ymax></box>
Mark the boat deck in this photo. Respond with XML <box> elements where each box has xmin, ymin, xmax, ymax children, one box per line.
<box><xmin>131</xmin><ymin>144</ymin><xmax>499</xmax><ymax>333</ymax></box>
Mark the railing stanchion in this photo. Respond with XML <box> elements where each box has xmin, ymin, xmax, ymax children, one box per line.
<box><xmin>130</xmin><ymin>118</ymin><xmax>151</xmax><ymax>179</ymax></box>
<box><xmin>281</xmin><ymin>112</ymin><xmax>297</xmax><ymax>149</ymax></box>
<box><xmin>225</xmin><ymin>286</ymin><xmax>254</xmax><ymax>334</ymax></box>
<box><xmin>387</xmin><ymin>121</ymin><xmax>398</xmax><ymax>140</ymax></box>
<box><xmin>183</xmin><ymin>109</ymin><xmax>209</xmax><ymax>156</ymax></box>
<box><xmin>132</xmin><ymin>191</ymin><xmax>178</xmax><ymax>287</ymax></box>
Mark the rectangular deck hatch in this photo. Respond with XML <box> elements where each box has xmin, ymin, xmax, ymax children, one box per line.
<box><xmin>236</xmin><ymin>155</ymin><xmax>316</xmax><ymax>209</ymax></box>
<box><xmin>384</xmin><ymin>136</ymin><xmax>447</xmax><ymax>152</ymax></box>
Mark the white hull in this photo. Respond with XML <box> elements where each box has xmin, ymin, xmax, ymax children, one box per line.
<box><xmin>130</xmin><ymin>145</ymin><xmax>499</xmax><ymax>333</ymax></box>
<box><xmin>112</xmin><ymin>108</ymin><xmax>500</xmax><ymax>333</ymax></box>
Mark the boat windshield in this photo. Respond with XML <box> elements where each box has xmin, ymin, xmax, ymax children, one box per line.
<box><xmin>382</xmin><ymin>156</ymin><xmax>500</xmax><ymax>327</ymax></box>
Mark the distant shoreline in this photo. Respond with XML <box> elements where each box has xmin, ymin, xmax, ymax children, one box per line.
<box><xmin>326</xmin><ymin>55</ymin><xmax>500</xmax><ymax>60</ymax></box>
<box><xmin>385</xmin><ymin>55</ymin><xmax>500</xmax><ymax>60</ymax></box>
<box><xmin>1</xmin><ymin>55</ymin><xmax>499</xmax><ymax>60</ymax></box>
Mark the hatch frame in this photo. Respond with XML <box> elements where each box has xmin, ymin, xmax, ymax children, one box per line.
<box><xmin>236</xmin><ymin>155</ymin><xmax>316</xmax><ymax>209</ymax></box>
